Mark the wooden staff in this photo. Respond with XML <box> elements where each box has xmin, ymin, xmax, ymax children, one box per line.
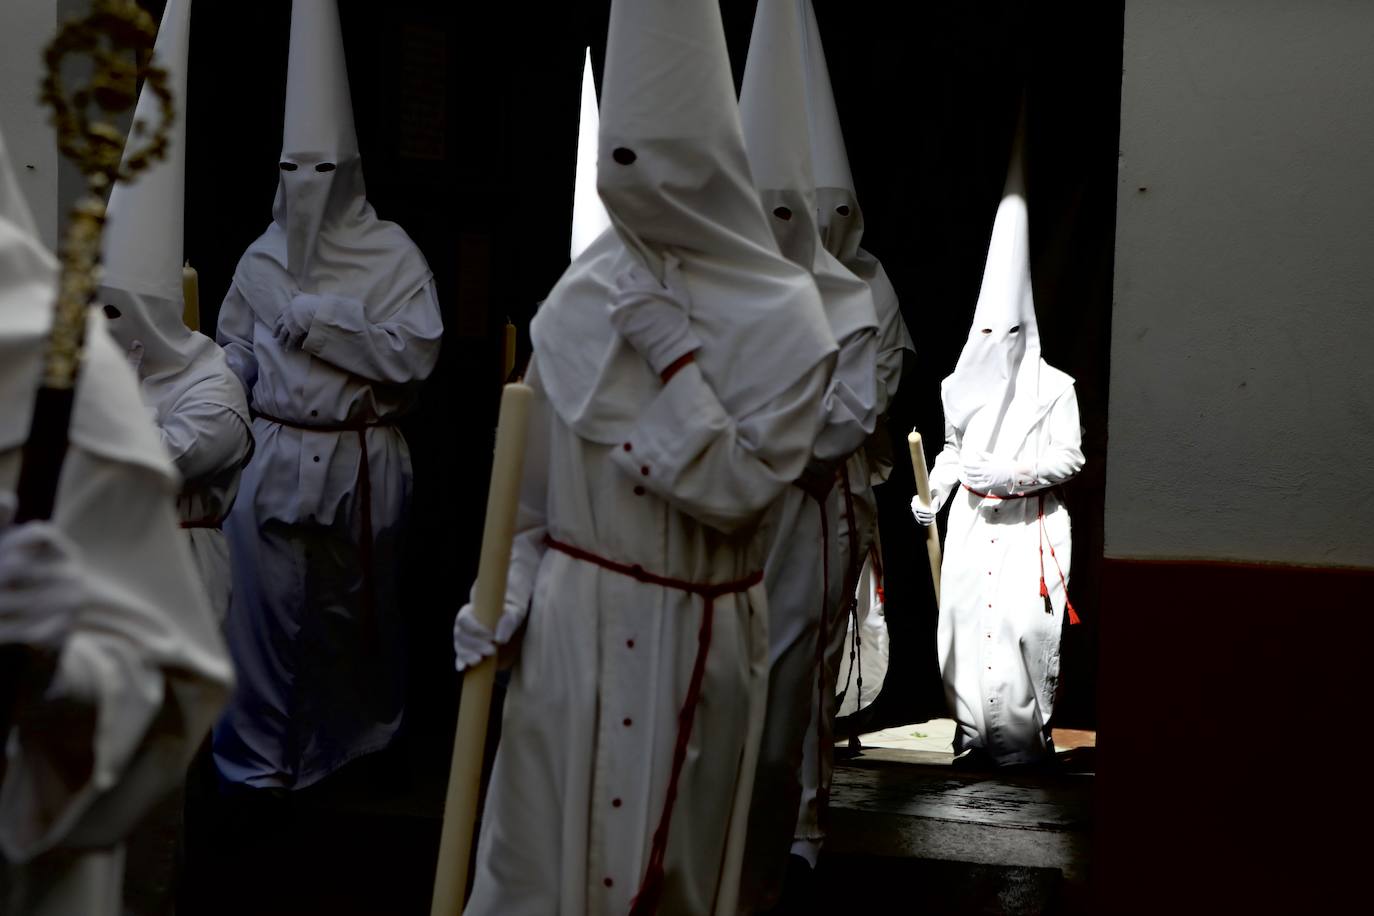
<box><xmin>430</xmin><ymin>382</ymin><xmax>533</xmax><ymax>916</ymax></box>
<box><xmin>907</xmin><ymin>429</ymin><xmax>942</xmax><ymax>604</ymax></box>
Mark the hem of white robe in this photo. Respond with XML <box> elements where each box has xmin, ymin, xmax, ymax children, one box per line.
<box><xmin>215</xmin><ymin>721</ymin><xmax>400</xmax><ymax>791</ymax></box>
<box><xmin>789</xmin><ymin>838</ymin><xmax>821</xmax><ymax>868</ymax></box>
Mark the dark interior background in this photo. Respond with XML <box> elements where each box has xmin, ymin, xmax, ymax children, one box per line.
<box><xmin>167</xmin><ymin>0</ymin><xmax>1121</xmax><ymax>779</ymax></box>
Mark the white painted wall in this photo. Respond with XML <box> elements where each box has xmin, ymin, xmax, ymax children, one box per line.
<box><xmin>0</xmin><ymin>0</ymin><xmax>58</xmax><ymax>248</ymax></box>
<box><xmin>1108</xmin><ymin>0</ymin><xmax>1374</xmax><ymax>568</ymax></box>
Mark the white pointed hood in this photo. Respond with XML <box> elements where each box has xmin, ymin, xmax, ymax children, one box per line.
<box><xmin>570</xmin><ymin>48</ymin><xmax>611</xmax><ymax>261</ymax></box>
<box><xmin>101</xmin><ymin>0</ymin><xmax>190</xmax><ymax>305</ymax></box>
<box><xmin>791</xmin><ymin>0</ymin><xmax>913</xmax><ymax>409</ymax></box>
<box><xmin>0</xmin><ymin>123</ymin><xmax>170</xmax><ymax>474</ymax></box>
<box><xmin>798</xmin><ymin>0</ymin><xmax>863</xmax><ymax>264</ymax></box>
<box><xmin>232</xmin><ymin>0</ymin><xmax>430</xmax><ymax>327</ymax></box>
<box><xmin>942</xmin><ymin>117</ymin><xmax>1072</xmax><ymax>458</ymax></box>
<box><xmin>98</xmin><ymin>0</ymin><xmax>250</xmax><ymax>441</ymax></box>
<box><xmin>531</xmin><ymin>0</ymin><xmax>836</xmax><ymax>445</ymax></box>
<box><xmin>0</xmin><ymin>125</ymin><xmax>56</xmax><ymax>352</ymax></box>
<box><xmin>281</xmin><ymin>0</ymin><xmax>357</xmax><ymax>163</ymax></box>
<box><xmin>0</xmin><ymin>124</ymin><xmax>61</xmax><ymax>456</ymax></box>
<box><xmin>740</xmin><ymin>0</ymin><xmax>877</xmax><ymax>346</ymax></box>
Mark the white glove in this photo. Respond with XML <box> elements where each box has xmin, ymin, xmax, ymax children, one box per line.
<box><xmin>0</xmin><ymin>494</ymin><xmax>85</xmax><ymax>650</ymax></box>
<box><xmin>963</xmin><ymin>453</ymin><xmax>1031</xmax><ymax>493</ymax></box>
<box><xmin>452</xmin><ymin>601</ymin><xmax>527</xmax><ymax>672</ymax></box>
<box><xmin>273</xmin><ymin>292</ymin><xmax>320</xmax><ymax>349</ymax></box>
<box><xmin>911</xmin><ymin>496</ymin><xmax>936</xmax><ymax>527</ymax></box>
<box><xmin>608</xmin><ymin>255</ymin><xmax>701</xmax><ymax>377</ymax></box>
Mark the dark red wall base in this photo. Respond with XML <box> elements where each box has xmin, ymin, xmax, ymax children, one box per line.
<box><xmin>1097</xmin><ymin>557</ymin><xmax>1374</xmax><ymax>913</ymax></box>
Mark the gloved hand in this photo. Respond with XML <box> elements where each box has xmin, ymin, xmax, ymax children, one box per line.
<box><xmin>0</xmin><ymin>494</ymin><xmax>85</xmax><ymax>651</ymax></box>
<box><xmin>608</xmin><ymin>254</ymin><xmax>701</xmax><ymax>378</ymax></box>
<box><xmin>963</xmin><ymin>453</ymin><xmax>1031</xmax><ymax>493</ymax></box>
<box><xmin>452</xmin><ymin>601</ymin><xmax>527</xmax><ymax>672</ymax></box>
<box><xmin>911</xmin><ymin>496</ymin><xmax>936</xmax><ymax>527</ymax></box>
<box><xmin>273</xmin><ymin>292</ymin><xmax>321</xmax><ymax>350</ymax></box>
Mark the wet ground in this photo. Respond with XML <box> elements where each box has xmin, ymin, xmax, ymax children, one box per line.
<box><xmin>111</xmin><ymin>721</ymin><xmax>1093</xmax><ymax>915</ymax></box>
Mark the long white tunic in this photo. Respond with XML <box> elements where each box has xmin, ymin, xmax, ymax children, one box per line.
<box><xmin>1</xmin><ymin>317</ymin><xmax>233</xmax><ymax>916</ymax></box>
<box><xmin>738</xmin><ymin>325</ymin><xmax>876</xmax><ymax>906</ymax></box>
<box><xmin>158</xmin><ymin>376</ymin><xmax>253</xmax><ymax>625</ymax></box>
<box><xmin>213</xmin><ymin>277</ymin><xmax>442</xmax><ymax>789</ymax></box>
<box><xmin>928</xmin><ymin>379</ymin><xmax>1084</xmax><ymax>764</ymax></box>
<box><xmin>792</xmin><ymin>256</ymin><xmax>912</xmax><ymax>855</ymax></box>
<box><xmin>466</xmin><ymin>354</ymin><xmax>826</xmax><ymax>916</ymax></box>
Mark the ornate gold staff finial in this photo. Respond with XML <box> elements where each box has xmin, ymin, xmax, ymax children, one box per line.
<box><xmin>4</xmin><ymin>0</ymin><xmax>180</xmax><ymax>761</ymax></box>
<box><xmin>37</xmin><ymin>0</ymin><xmax>174</xmax><ymax>390</ymax></box>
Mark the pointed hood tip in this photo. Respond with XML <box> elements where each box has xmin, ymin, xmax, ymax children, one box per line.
<box><xmin>283</xmin><ymin>0</ymin><xmax>358</xmax><ymax>159</ymax></box>
<box><xmin>800</xmin><ymin>0</ymin><xmax>855</xmax><ymax>195</ymax></box>
<box><xmin>100</xmin><ymin>0</ymin><xmax>192</xmax><ymax>304</ymax></box>
<box><xmin>571</xmin><ymin>47</ymin><xmax>612</xmax><ymax>262</ymax></box>
<box><xmin>740</xmin><ymin>0</ymin><xmax>816</xmax><ymax>195</ymax></box>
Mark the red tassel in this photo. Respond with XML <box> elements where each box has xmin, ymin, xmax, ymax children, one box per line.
<box><xmin>1066</xmin><ymin>600</ymin><xmax>1081</xmax><ymax>626</ymax></box>
<box><xmin>1039</xmin><ymin>576</ymin><xmax>1048</xmax><ymax>598</ymax></box>
<box><xmin>629</xmin><ymin>867</ymin><xmax>664</xmax><ymax>916</ymax></box>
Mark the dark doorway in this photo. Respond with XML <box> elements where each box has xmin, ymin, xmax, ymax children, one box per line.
<box><xmin>133</xmin><ymin>1</ymin><xmax>1122</xmax><ymax>912</ymax></box>
<box><xmin>177</xmin><ymin>0</ymin><xmax>1121</xmax><ymax>780</ymax></box>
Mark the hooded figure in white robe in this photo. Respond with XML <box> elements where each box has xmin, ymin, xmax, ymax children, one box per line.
<box><xmin>213</xmin><ymin>0</ymin><xmax>443</xmax><ymax>790</ymax></box>
<box><xmin>99</xmin><ymin>0</ymin><xmax>253</xmax><ymax>626</ymax></box>
<box><xmin>789</xmin><ymin>0</ymin><xmax>915</xmax><ymax>869</ymax></box>
<box><xmin>450</xmin><ymin>0</ymin><xmax>837</xmax><ymax>911</ymax></box>
<box><xmin>735</xmin><ymin>2</ymin><xmax>911</xmax><ymax>902</ymax></box>
<box><xmin>0</xmin><ymin>123</ymin><xmax>232</xmax><ymax>916</ymax></box>
<box><xmin>912</xmin><ymin>119</ymin><xmax>1083</xmax><ymax>767</ymax></box>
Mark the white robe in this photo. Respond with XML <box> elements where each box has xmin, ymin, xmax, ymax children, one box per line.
<box><xmin>792</xmin><ymin>255</ymin><xmax>912</xmax><ymax>857</ymax></box>
<box><xmin>927</xmin><ymin>375</ymin><xmax>1083</xmax><ymax>764</ymax></box>
<box><xmin>163</xmin><ymin>394</ymin><xmax>253</xmax><ymax>625</ymax></box>
<box><xmin>466</xmin><ymin>354</ymin><xmax>827</xmax><ymax>916</ymax></box>
<box><xmin>213</xmin><ymin>276</ymin><xmax>442</xmax><ymax>789</ymax></box>
<box><xmin>1</xmin><ymin>317</ymin><xmax>233</xmax><ymax>916</ymax></box>
<box><xmin>739</xmin><ymin>324</ymin><xmax>876</xmax><ymax>906</ymax></box>
<box><xmin>100</xmin><ymin>285</ymin><xmax>254</xmax><ymax>630</ymax></box>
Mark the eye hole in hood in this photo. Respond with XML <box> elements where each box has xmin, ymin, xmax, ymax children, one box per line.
<box><xmin>279</xmin><ymin>162</ymin><xmax>298</xmax><ymax>172</ymax></box>
<box><xmin>315</xmin><ymin>162</ymin><xmax>336</xmax><ymax>173</ymax></box>
<box><xmin>103</xmin><ymin>304</ymin><xmax>122</xmax><ymax>320</ymax></box>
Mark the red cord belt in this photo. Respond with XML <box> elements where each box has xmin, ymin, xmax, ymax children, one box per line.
<box><xmin>252</xmin><ymin>411</ymin><xmax>394</xmax><ymax>621</ymax></box>
<box><xmin>961</xmin><ymin>484</ymin><xmax>1079</xmax><ymax>625</ymax></box>
<box><xmin>543</xmin><ymin>535</ymin><xmax>762</xmax><ymax>916</ymax></box>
